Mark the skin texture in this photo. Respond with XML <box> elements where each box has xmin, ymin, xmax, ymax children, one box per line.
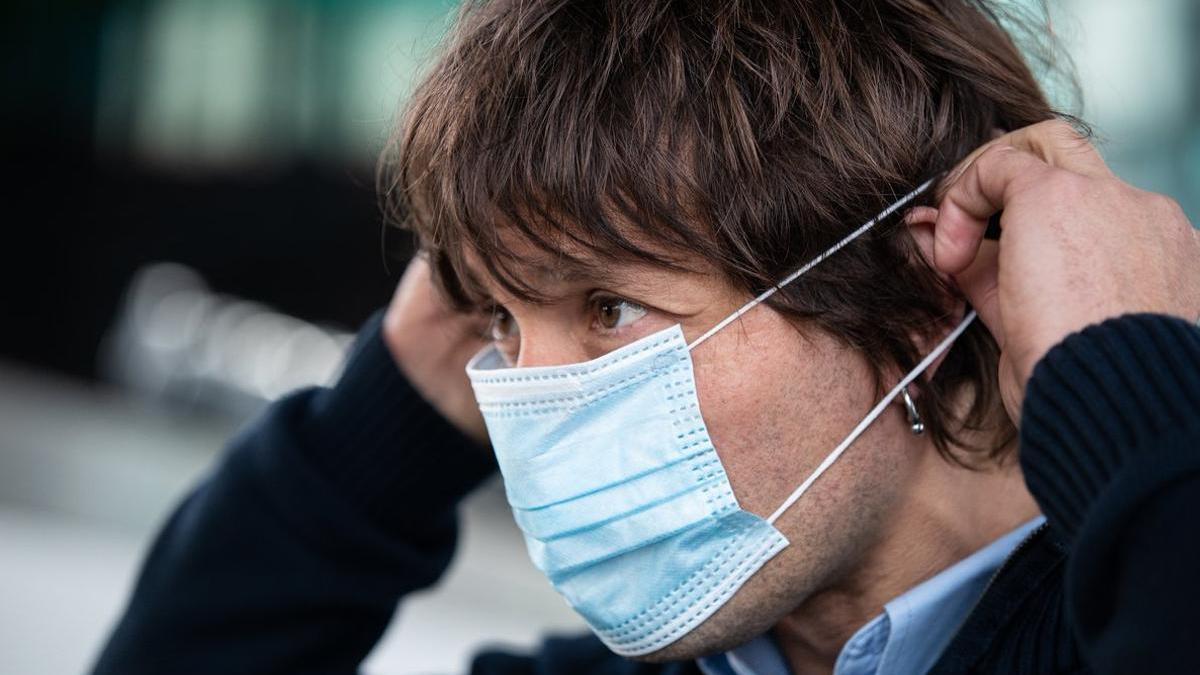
<box><xmin>382</xmin><ymin>122</ymin><xmax>1199</xmax><ymax>673</ymax></box>
<box><xmin>932</xmin><ymin>120</ymin><xmax>1200</xmax><ymax>420</ymax></box>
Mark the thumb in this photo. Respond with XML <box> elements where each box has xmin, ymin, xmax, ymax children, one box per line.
<box><xmin>952</xmin><ymin>239</ymin><xmax>1004</xmax><ymax>350</ymax></box>
<box><xmin>997</xmin><ymin>352</ymin><xmax>1023</xmax><ymax>423</ymax></box>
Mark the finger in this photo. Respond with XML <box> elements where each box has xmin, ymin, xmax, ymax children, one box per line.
<box><xmin>933</xmin><ymin>145</ymin><xmax>1051</xmax><ymax>275</ymax></box>
<box><xmin>952</xmin><ymin>240</ymin><xmax>1003</xmax><ymax>350</ymax></box>
<box><xmin>943</xmin><ymin>120</ymin><xmax>1111</xmax><ymax>192</ymax></box>
<box><xmin>1004</xmin><ymin>120</ymin><xmax>1113</xmax><ymax>179</ymax></box>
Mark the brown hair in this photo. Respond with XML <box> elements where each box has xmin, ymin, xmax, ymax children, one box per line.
<box><xmin>379</xmin><ymin>0</ymin><xmax>1076</xmax><ymax>464</ymax></box>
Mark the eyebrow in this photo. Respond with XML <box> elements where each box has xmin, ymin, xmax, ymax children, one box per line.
<box><xmin>469</xmin><ymin>255</ymin><xmax>658</xmax><ymax>307</ymax></box>
<box><xmin>519</xmin><ymin>252</ymin><xmax>631</xmax><ymax>285</ymax></box>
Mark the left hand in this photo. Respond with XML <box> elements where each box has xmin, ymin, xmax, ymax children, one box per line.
<box><xmin>383</xmin><ymin>255</ymin><xmax>491</xmax><ymax>446</ymax></box>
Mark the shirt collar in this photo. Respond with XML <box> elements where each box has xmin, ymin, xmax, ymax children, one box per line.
<box><xmin>862</xmin><ymin>515</ymin><xmax>1046</xmax><ymax>675</ymax></box>
<box><xmin>697</xmin><ymin>516</ymin><xmax>1046</xmax><ymax>675</ymax></box>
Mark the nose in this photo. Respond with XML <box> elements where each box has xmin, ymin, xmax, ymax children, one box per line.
<box><xmin>515</xmin><ymin>325</ymin><xmax>590</xmax><ymax>368</ymax></box>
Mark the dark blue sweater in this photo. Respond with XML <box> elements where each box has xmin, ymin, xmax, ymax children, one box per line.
<box><xmin>91</xmin><ymin>313</ymin><xmax>1200</xmax><ymax>674</ymax></box>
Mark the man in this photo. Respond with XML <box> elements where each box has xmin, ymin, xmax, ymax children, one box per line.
<box><xmin>93</xmin><ymin>1</ymin><xmax>1200</xmax><ymax>673</ymax></box>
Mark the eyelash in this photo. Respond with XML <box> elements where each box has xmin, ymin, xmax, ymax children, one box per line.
<box><xmin>479</xmin><ymin>293</ymin><xmax>648</xmax><ymax>343</ymax></box>
<box><xmin>589</xmin><ymin>294</ymin><xmax>647</xmax><ymax>335</ymax></box>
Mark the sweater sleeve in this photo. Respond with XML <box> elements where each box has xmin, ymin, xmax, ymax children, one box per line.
<box><xmin>1019</xmin><ymin>313</ymin><xmax>1200</xmax><ymax>675</ymax></box>
<box><xmin>90</xmin><ymin>310</ymin><xmax>497</xmax><ymax>675</ymax></box>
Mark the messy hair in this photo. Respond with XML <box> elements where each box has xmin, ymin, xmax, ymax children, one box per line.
<box><xmin>379</xmin><ymin>0</ymin><xmax>1076</xmax><ymax>464</ymax></box>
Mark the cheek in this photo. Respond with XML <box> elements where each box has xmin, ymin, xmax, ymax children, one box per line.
<box><xmin>692</xmin><ymin>319</ymin><xmax>878</xmax><ymax>519</ymax></box>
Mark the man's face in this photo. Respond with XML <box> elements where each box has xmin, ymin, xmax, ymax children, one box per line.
<box><xmin>464</xmin><ymin>234</ymin><xmax>932</xmax><ymax>660</ymax></box>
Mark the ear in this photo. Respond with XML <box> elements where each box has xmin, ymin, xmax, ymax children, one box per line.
<box><xmin>903</xmin><ymin>205</ymin><xmax>967</xmax><ymax>383</ymax></box>
<box><xmin>903</xmin><ymin>206</ymin><xmax>940</xmax><ymax>272</ymax></box>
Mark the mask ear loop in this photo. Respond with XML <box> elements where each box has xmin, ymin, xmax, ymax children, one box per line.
<box><xmin>766</xmin><ymin>310</ymin><xmax>977</xmax><ymax>525</ymax></box>
<box><xmin>686</xmin><ymin>176</ymin><xmax>939</xmax><ymax>352</ymax></box>
<box><xmin>668</xmin><ymin>172</ymin><xmax>954</xmax><ymax>525</ymax></box>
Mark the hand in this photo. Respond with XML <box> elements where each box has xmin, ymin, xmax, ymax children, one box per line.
<box><xmin>932</xmin><ymin>120</ymin><xmax>1200</xmax><ymax>420</ymax></box>
<box><xmin>383</xmin><ymin>255</ymin><xmax>491</xmax><ymax>446</ymax></box>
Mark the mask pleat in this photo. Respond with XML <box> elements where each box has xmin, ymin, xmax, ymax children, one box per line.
<box><xmin>525</xmin><ymin>478</ymin><xmax>737</xmax><ymax>578</ymax></box>
<box><xmin>514</xmin><ymin>471</ymin><xmax>725</xmax><ymax>541</ymax></box>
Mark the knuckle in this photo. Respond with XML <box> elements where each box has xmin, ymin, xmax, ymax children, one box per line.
<box><xmin>981</xmin><ymin>143</ymin><xmax>1033</xmax><ymax>178</ymax></box>
<box><xmin>1137</xmin><ymin>191</ymin><xmax>1194</xmax><ymax>244</ymax></box>
<box><xmin>1045</xmin><ymin>169</ymin><xmax>1087</xmax><ymax>198</ymax></box>
<box><xmin>1135</xmin><ymin>188</ymin><xmax>1182</xmax><ymax>216</ymax></box>
<box><xmin>1034</xmin><ymin>118</ymin><xmax>1085</xmax><ymax>144</ymax></box>
<box><xmin>1048</xmin><ymin>118</ymin><xmax>1081</xmax><ymax>138</ymax></box>
<box><xmin>1154</xmin><ymin>193</ymin><xmax>1185</xmax><ymax>219</ymax></box>
<box><xmin>977</xmin><ymin>143</ymin><xmax>1013</xmax><ymax>164</ymax></box>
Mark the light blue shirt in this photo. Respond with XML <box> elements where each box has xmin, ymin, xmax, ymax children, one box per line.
<box><xmin>697</xmin><ymin>516</ymin><xmax>1046</xmax><ymax>675</ymax></box>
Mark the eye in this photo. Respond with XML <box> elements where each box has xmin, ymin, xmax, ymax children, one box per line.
<box><xmin>593</xmin><ymin>296</ymin><xmax>647</xmax><ymax>331</ymax></box>
<box><xmin>488</xmin><ymin>306</ymin><xmax>519</xmax><ymax>342</ymax></box>
<box><xmin>483</xmin><ymin>305</ymin><xmax>521</xmax><ymax>366</ymax></box>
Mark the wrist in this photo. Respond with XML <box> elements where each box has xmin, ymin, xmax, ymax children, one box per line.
<box><xmin>1018</xmin><ymin>312</ymin><xmax>1200</xmax><ymax>540</ymax></box>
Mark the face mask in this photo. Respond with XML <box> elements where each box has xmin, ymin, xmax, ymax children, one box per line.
<box><xmin>465</xmin><ymin>177</ymin><xmax>977</xmax><ymax>656</ymax></box>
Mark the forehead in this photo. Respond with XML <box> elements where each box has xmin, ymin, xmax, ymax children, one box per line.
<box><xmin>455</xmin><ymin>223</ymin><xmax>722</xmax><ymax>304</ymax></box>
<box><xmin>451</xmin><ymin>210</ymin><xmax>691</xmax><ymax>283</ymax></box>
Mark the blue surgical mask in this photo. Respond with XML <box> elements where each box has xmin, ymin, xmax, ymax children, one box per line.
<box><xmin>465</xmin><ymin>177</ymin><xmax>977</xmax><ymax>656</ymax></box>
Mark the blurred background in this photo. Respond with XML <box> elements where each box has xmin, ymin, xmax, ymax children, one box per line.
<box><xmin>0</xmin><ymin>1</ymin><xmax>1197</xmax><ymax>673</ymax></box>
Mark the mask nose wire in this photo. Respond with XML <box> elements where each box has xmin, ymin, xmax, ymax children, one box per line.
<box><xmin>685</xmin><ymin>175</ymin><xmax>939</xmax><ymax>353</ymax></box>
<box><xmin>765</xmin><ymin>309</ymin><xmax>977</xmax><ymax>525</ymax></box>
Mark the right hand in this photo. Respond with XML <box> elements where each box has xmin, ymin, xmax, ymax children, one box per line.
<box><xmin>383</xmin><ymin>255</ymin><xmax>491</xmax><ymax>446</ymax></box>
<box><xmin>933</xmin><ymin>120</ymin><xmax>1200</xmax><ymax>420</ymax></box>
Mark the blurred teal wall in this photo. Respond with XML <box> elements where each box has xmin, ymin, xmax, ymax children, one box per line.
<box><xmin>94</xmin><ymin>0</ymin><xmax>457</xmax><ymax>167</ymax></box>
<box><xmin>92</xmin><ymin>0</ymin><xmax>1199</xmax><ymax>219</ymax></box>
<box><xmin>1053</xmin><ymin>0</ymin><xmax>1199</xmax><ymax>223</ymax></box>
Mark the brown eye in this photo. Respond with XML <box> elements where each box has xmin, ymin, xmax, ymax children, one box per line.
<box><xmin>595</xmin><ymin>297</ymin><xmax>647</xmax><ymax>330</ymax></box>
